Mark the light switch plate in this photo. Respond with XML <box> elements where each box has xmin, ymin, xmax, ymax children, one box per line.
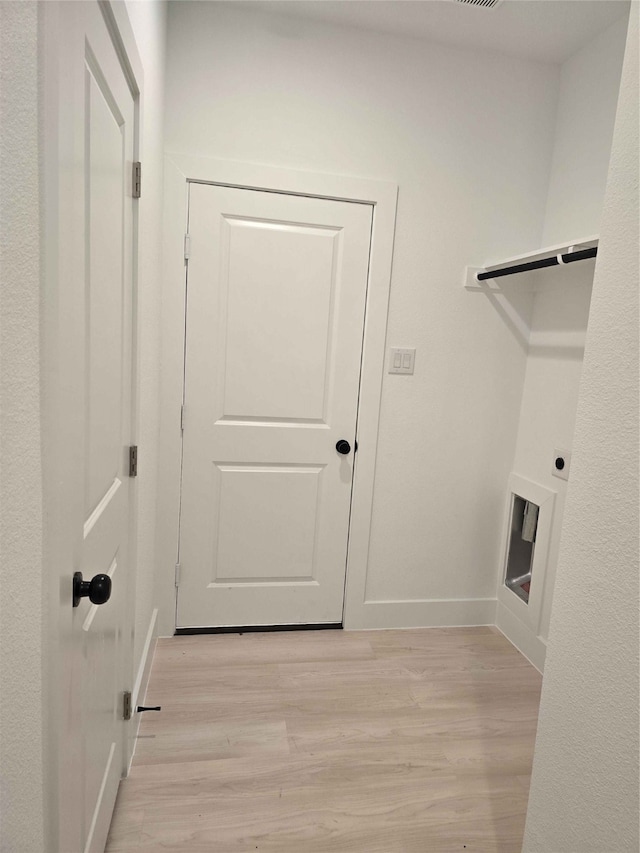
<box><xmin>389</xmin><ymin>347</ymin><xmax>415</xmax><ymax>375</ymax></box>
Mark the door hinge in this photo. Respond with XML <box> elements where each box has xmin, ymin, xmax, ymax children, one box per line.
<box><xmin>180</xmin><ymin>404</ymin><xmax>185</xmax><ymax>432</ymax></box>
<box><xmin>129</xmin><ymin>445</ymin><xmax>138</xmax><ymax>477</ymax></box>
<box><xmin>122</xmin><ymin>690</ymin><xmax>132</xmax><ymax>721</ymax></box>
<box><xmin>132</xmin><ymin>161</ymin><xmax>142</xmax><ymax>198</ymax></box>
<box><xmin>175</xmin><ymin>562</ymin><xmax>181</xmax><ymax>587</ymax></box>
<box><xmin>184</xmin><ymin>233</ymin><xmax>191</xmax><ymax>261</ymax></box>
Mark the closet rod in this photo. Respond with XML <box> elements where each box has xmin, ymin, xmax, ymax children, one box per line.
<box><xmin>476</xmin><ymin>246</ymin><xmax>597</xmax><ymax>282</ymax></box>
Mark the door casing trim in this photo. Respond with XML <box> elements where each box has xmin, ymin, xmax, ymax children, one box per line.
<box><xmin>157</xmin><ymin>154</ymin><xmax>398</xmax><ymax>634</ymax></box>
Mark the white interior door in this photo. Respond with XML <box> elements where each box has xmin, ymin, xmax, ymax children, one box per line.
<box><xmin>177</xmin><ymin>183</ymin><xmax>373</xmax><ymax>628</ymax></box>
<box><xmin>49</xmin><ymin>4</ymin><xmax>137</xmax><ymax>851</ymax></box>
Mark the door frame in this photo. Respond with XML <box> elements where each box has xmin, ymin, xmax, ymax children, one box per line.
<box><xmin>157</xmin><ymin>154</ymin><xmax>398</xmax><ymax>634</ymax></box>
<box><xmin>41</xmin><ymin>1</ymin><xmax>144</xmax><ymax>846</ymax></box>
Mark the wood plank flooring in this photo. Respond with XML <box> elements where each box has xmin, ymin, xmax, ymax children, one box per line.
<box><xmin>106</xmin><ymin>627</ymin><xmax>541</xmax><ymax>853</ymax></box>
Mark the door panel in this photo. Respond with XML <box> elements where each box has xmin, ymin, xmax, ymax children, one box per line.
<box><xmin>217</xmin><ymin>217</ymin><xmax>339</xmax><ymax>421</ymax></box>
<box><xmin>52</xmin><ymin>4</ymin><xmax>137</xmax><ymax>852</ymax></box>
<box><xmin>214</xmin><ymin>464</ymin><xmax>323</xmax><ymax>581</ymax></box>
<box><xmin>177</xmin><ymin>184</ymin><xmax>372</xmax><ymax>628</ymax></box>
<box><xmin>85</xmin><ymin>69</ymin><xmax>125</xmax><ymax>516</ymax></box>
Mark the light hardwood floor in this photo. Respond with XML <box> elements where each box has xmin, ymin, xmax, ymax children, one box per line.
<box><xmin>106</xmin><ymin>627</ymin><xmax>541</xmax><ymax>853</ymax></box>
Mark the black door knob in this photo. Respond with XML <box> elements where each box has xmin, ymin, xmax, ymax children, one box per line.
<box><xmin>73</xmin><ymin>572</ymin><xmax>112</xmax><ymax>608</ymax></box>
<box><xmin>336</xmin><ymin>439</ymin><xmax>351</xmax><ymax>455</ymax></box>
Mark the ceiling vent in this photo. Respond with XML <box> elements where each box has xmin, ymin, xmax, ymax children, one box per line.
<box><xmin>454</xmin><ymin>0</ymin><xmax>504</xmax><ymax>9</ymax></box>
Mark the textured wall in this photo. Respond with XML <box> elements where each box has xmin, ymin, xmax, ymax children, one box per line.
<box><xmin>124</xmin><ymin>0</ymin><xmax>167</xmax><ymax>695</ymax></box>
<box><xmin>523</xmin><ymin>5</ymin><xmax>639</xmax><ymax>850</ymax></box>
<box><xmin>0</xmin><ymin>3</ymin><xmax>46</xmax><ymax>852</ymax></box>
<box><xmin>163</xmin><ymin>2</ymin><xmax>561</xmax><ymax>626</ymax></box>
<box><xmin>542</xmin><ymin>14</ymin><xmax>627</xmax><ymax>245</ymax></box>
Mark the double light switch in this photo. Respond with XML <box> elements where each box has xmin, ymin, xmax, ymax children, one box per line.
<box><xmin>389</xmin><ymin>347</ymin><xmax>416</xmax><ymax>375</ymax></box>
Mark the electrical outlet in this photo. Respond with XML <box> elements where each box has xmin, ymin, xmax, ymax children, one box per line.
<box><xmin>389</xmin><ymin>347</ymin><xmax>415</xmax><ymax>375</ymax></box>
<box><xmin>552</xmin><ymin>449</ymin><xmax>571</xmax><ymax>481</ymax></box>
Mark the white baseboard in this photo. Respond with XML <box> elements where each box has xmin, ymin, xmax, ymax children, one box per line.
<box><xmin>345</xmin><ymin>597</ymin><xmax>497</xmax><ymax>630</ymax></box>
<box><xmin>126</xmin><ymin>607</ymin><xmax>158</xmax><ymax>773</ymax></box>
<box><xmin>495</xmin><ymin>601</ymin><xmax>546</xmax><ymax>672</ymax></box>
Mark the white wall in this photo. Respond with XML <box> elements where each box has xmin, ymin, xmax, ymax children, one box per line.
<box><xmin>123</xmin><ymin>0</ymin><xmax>167</xmax><ymax>709</ymax></box>
<box><xmin>161</xmin><ymin>2</ymin><xmax>561</xmax><ymax>630</ymax></box>
<box><xmin>496</xmin><ymin>265</ymin><xmax>594</xmax><ymax>667</ymax></box>
<box><xmin>0</xmin><ymin>4</ymin><xmax>47</xmax><ymax>852</ymax></box>
<box><xmin>523</xmin><ymin>4</ymin><xmax>639</xmax><ymax>849</ymax></box>
<box><xmin>520</xmin><ymin>268</ymin><xmax>594</xmax><ymax>638</ymax></box>
<box><xmin>496</xmin><ymin>9</ymin><xmax>628</xmax><ymax>667</ymax></box>
<box><xmin>542</xmin><ymin>14</ymin><xmax>627</xmax><ymax>245</ymax></box>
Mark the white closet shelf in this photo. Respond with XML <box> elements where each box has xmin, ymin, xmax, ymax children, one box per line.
<box><xmin>464</xmin><ymin>234</ymin><xmax>599</xmax><ymax>289</ymax></box>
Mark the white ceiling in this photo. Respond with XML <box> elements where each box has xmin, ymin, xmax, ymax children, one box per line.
<box><xmin>229</xmin><ymin>0</ymin><xmax>630</xmax><ymax>64</ymax></box>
